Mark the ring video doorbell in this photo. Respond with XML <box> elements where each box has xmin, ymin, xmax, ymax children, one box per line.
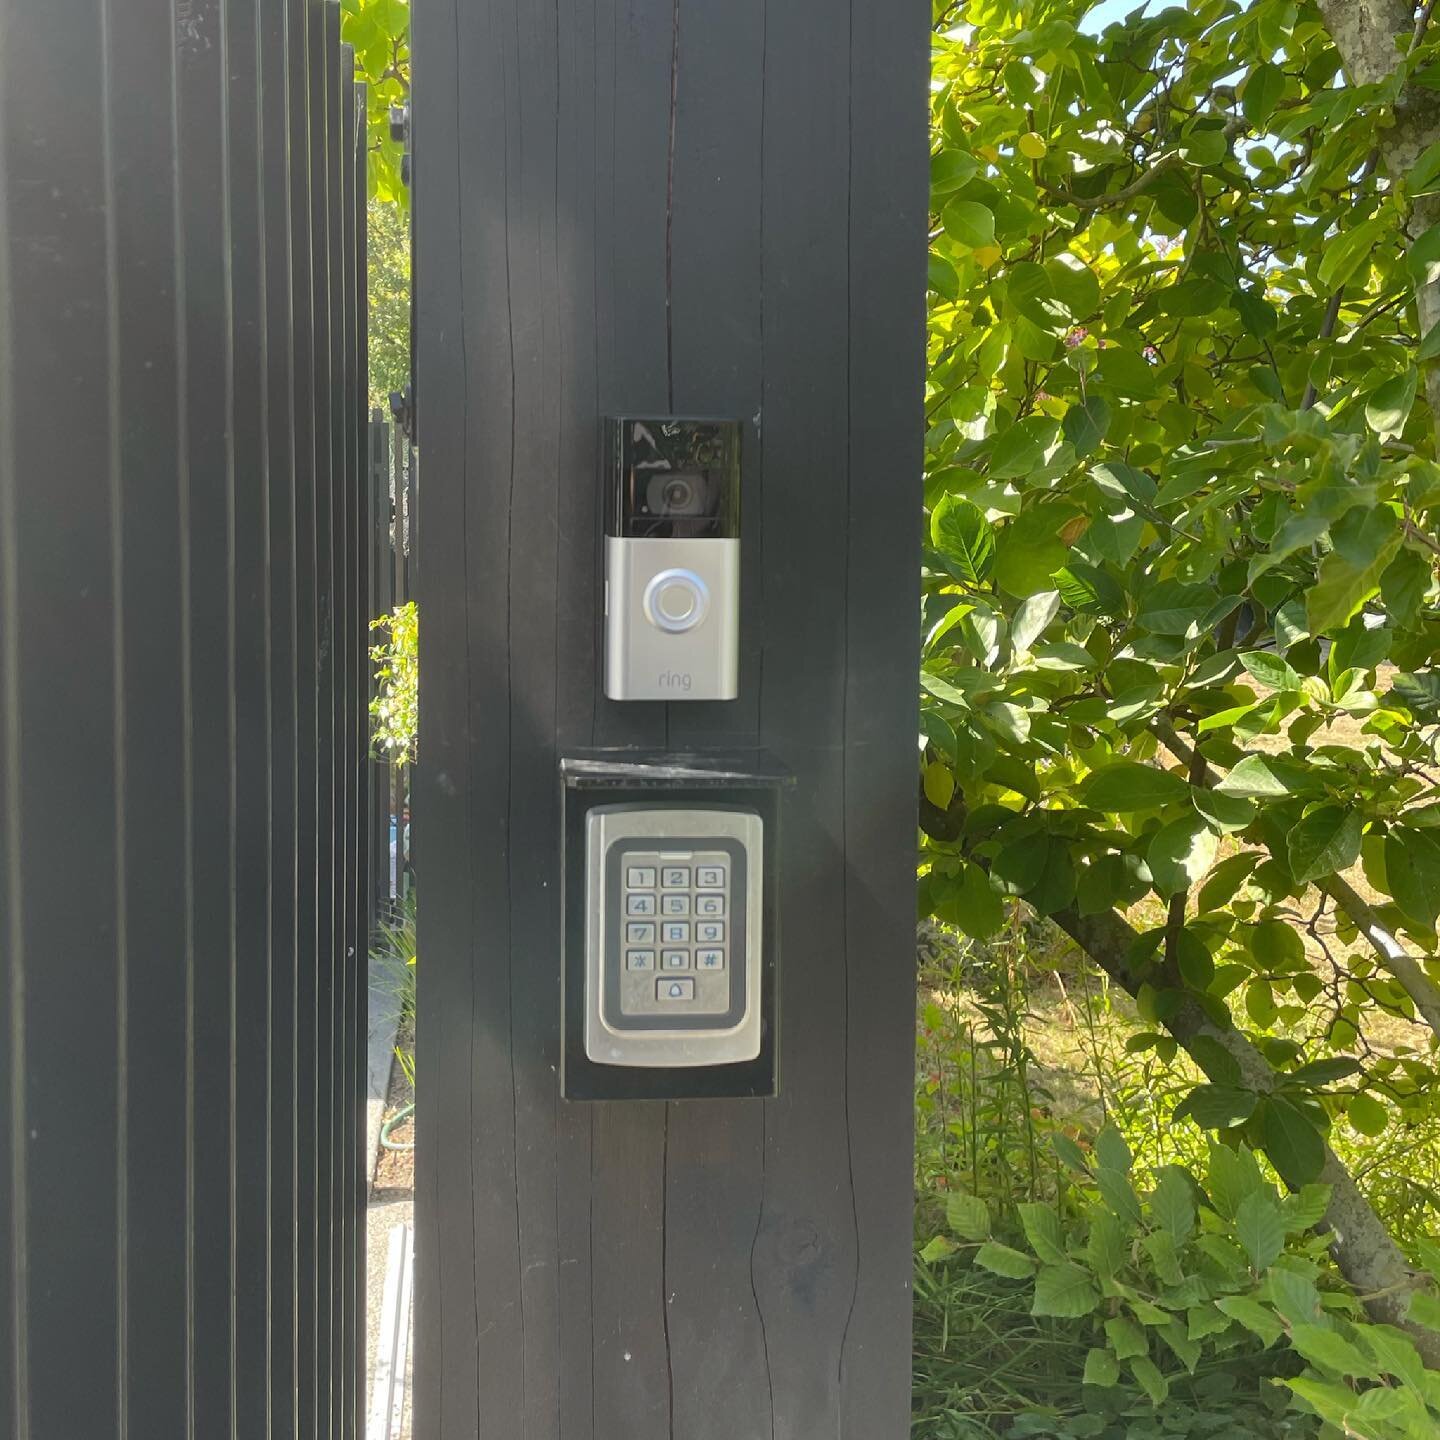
<box><xmin>604</xmin><ymin>416</ymin><xmax>741</xmax><ymax>702</ymax></box>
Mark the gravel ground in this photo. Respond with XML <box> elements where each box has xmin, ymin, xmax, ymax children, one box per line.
<box><xmin>365</xmin><ymin>1050</ymin><xmax>415</xmax><ymax>1439</ymax></box>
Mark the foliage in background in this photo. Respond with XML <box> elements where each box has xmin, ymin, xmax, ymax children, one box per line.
<box><xmin>367</xmin><ymin>196</ymin><xmax>411</xmax><ymax>411</ymax></box>
<box><xmin>918</xmin><ymin>0</ymin><xmax>1440</xmax><ymax>1370</ymax></box>
<box><xmin>371</xmin><ymin>889</ymin><xmax>417</xmax><ymax>1088</ymax></box>
<box><xmin>914</xmin><ymin>927</ymin><xmax>1440</xmax><ymax>1435</ymax></box>
<box><xmin>341</xmin><ymin>0</ymin><xmax>410</xmax><ymax>206</ymax></box>
<box><xmin>342</xmin><ymin>0</ymin><xmax>411</xmax><ymax>410</ymax></box>
<box><xmin>371</xmin><ymin>600</ymin><xmax>418</xmax><ymax>767</ymax></box>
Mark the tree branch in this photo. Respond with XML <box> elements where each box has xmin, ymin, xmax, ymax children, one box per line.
<box><xmin>1053</xmin><ymin>903</ymin><xmax>1440</xmax><ymax>1364</ymax></box>
<box><xmin>1151</xmin><ymin>715</ymin><xmax>1440</xmax><ymax>1043</ymax></box>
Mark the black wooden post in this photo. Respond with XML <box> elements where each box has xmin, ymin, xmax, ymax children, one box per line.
<box><xmin>0</xmin><ymin>0</ymin><xmax>369</xmax><ymax>1428</ymax></box>
<box><xmin>413</xmin><ymin>0</ymin><xmax>930</xmax><ymax>1433</ymax></box>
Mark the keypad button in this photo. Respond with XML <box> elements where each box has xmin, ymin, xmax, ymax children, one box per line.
<box><xmin>696</xmin><ymin>865</ymin><xmax>726</xmax><ymax>888</ymax></box>
<box><xmin>660</xmin><ymin>893</ymin><xmax>691</xmax><ymax>916</ymax></box>
<box><xmin>626</xmin><ymin>867</ymin><xmax>656</xmax><ymax>889</ymax></box>
<box><xmin>661</xmin><ymin>866</ymin><xmax>691</xmax><ymax>889</ymax></box>
<box><xmin>657</xmin><ymin>978</ymin><xmax>695</xmax><ymax>1001</ymax></box>
<box><xmin>626</xmin><ymin>950</ymin><xmax>656</xmax><ymax>972</ymax></box>
<box><xmin>695</xmin><ymin>921</ymin><xmax>724</xmax><ymax>944</ymax></box>
<box><xmin>695</xmin><ymin>949</ymin><xmax>725</xmax><ymax>971</ymax></box>
<box><xmin>626</xmin><ymin>893</ymin><xmax>656</xmax><ymax>916</ymax></box>
<box><xmin>662</xmin><ymin>950</ymin><xmax>689</xmax><ymax>970</ymax></box>
<box><xmin>695</xmin><ymin>893</ymin><xmax>725</xmax><ymax>917</ymax></box>
<box><xmin>626</xmin><ymin>921</ymin><xmax>656</xmax><ymax>944</ymax></box>
<box><xmin>661</xmin><ymin>921</ymin><xmax>690</xmax><ymax>944</ymax></box>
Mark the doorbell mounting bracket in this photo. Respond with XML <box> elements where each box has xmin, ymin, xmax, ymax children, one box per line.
<box><xmin>603</xmin><ymin>416</ymin><xmax>741</xmax><ymax>702</ymax></box>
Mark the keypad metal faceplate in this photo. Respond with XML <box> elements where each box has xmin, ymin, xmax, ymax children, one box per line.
<box><xmin>583</xmin><ymin>806</ymin><xmax>763</xmax><ymax>1068</ymax></box>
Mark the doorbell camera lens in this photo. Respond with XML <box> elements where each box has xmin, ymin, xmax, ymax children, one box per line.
<box><xmin>606</xmin><ymin>416</ymin><xmax>740</xmax><ymax>540</ymax></box>
<box><xmin>648</xmin><ymin>473</ymin><xmax>706</xmax><ymax>518</ymax></box>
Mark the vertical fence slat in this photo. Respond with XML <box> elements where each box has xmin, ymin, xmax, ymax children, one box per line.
<box><xmin>262</xmin><ymin>3</ymin><xmax>300</xmax><ymax>1434</ymax></box>
<box><xmin>0</xmin><ymin>5</ymin><xmax>120</xmax><ymax>1435</ymax></box>
<box><xmin>354</xmin><ymin>79</ymin><xmax>373</xmax><ymax>1436</ymax></box>
<box><xmin>176</xmin><ymin>0</ymin><xmax>240</xmax><ymax>1429</ymax></box>
<box><xmin>291</xmin><ymin>1</ymin><xmax>321</xmax><ymax>1430</ymax></box>
<box><xmin>228</xmin><ymin>1</ymin><xmax>275</xmax><ymax>1431</ymax></box>
<box><xmin>100</xmin><ymin>0</ymin><xmax>193</xmax><ymax>1431</ymax></box>
<box><xmin>310</xmin><ymin>2</ymin><xmax>336</xmax><ymax>1422</ymax></box>
<box><xmin>336</xmin><ymin>40</ymin><xmax>358</xmax><ymax>1436</ymax></box>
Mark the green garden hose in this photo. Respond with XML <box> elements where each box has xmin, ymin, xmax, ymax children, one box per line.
<box><xmin>379</xmin><ymin>1101</ymin><xmax>416</xmax><ymax>1152</ymax></box>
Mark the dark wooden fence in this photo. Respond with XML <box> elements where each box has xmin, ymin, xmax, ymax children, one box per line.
<box><xmin>370</xmin><ymin>412</ymin><xmax>418</xmax><ymax>916</ymax></box>
<box><xmin>0</xmin><ymin>2</ymin><xmax>372</xmax><ymax>1433</ymax></box>
<box><xmin>413</xmin><ymin>0</ymin><xmax>930</xmax><ymax>1433</ymax></box>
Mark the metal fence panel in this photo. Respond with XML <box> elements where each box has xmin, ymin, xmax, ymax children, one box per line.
<box><xmin>0</xmin><ymin>0</ymin><xmax>371</xmax><ymax>1431</ymax></box>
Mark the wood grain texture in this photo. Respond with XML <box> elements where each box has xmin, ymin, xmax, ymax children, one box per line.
<box><xmin>414</xmin><ymin>0</ymin><xmax>929</xmax><ymax>1434</ymax></box>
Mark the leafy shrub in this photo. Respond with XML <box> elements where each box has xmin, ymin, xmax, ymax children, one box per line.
<box><xmin>370</xmin><ymin>600</ymin><xmax>418</xmax><ymax>766</ymax></box>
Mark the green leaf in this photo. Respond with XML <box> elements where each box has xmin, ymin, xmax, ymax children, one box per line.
<box><xmin>1136</xmin><ymin>580</ymin><xmax>1212</xmax><ymax>636</ymax></box>
<box><xmin>1148</xmin><ymin>816</ymin><xmax>1218</xmax><ymax>898</ymax></box>
<box><xmin>1094</xmin><ymin>1124</ymin><xmax>1132</xmax><ymax>1174</ymax></box>
<box><xmin>1235</xmin><ymin>1190</ymin><xmax>1285</xmax><ymax>1272</ymax></box>
<box><xmin>945</xmin><ymin>1190</ymin><xmax>991</xmax><ymax>1241</ymax></box>
<box><xmin>1082</xmin><ymin>1347</ymin><xmax>1120</xmax><ymax>1388</ymax></box>
<box><xmin>993</xmin><ymin>502</ymin><xmax>1079</xmax><ymax>597</ymax></box>
<box><xmin>1365</xmin><ymin>369</ymin><xmax>1418</xmax><ymax>440</ymax></box>
<box><xmin>1384</xmin><ymin>828</ymin><xmax>1440</xmax><ymax>930</ymax></box>
<box><xmin>974</xmin><ymin>1241</ymin><xmax>1037</xmax><ymax>1279</ymax></box>
<box><xmin>1406</xmin><ymin>1289</ymin><xmax>1440</xmax><ymax>1332</ymax></box>
<box><xmin>1197</xmin><ymin>851</ymin><xmax>1258</xmax><ymax>911</ymax></box>
<box><xmin>1078</xmin><ymin>761</ymin><xmax>1190</xmax><ymax>812</ymax></box>
<box><xmin>1191</xmin><ymin>788</ymin><xmax>1256</xmax><ymax>834</ymax></box>
<box><xmin>1129</xmin><ymin>1355</ymin><xmax>1169</xmax><ymax>1406</ymax></box>
<box><xmin>1286</xmin><ymin>805</ymin><xmax>1362</xmax><ymax>885</ymax></box>
<box><xmin>990</xmin><ymin>416</ymin><xmax>1057</xmax><ymax>480</ymax></box>
<box><xmin>919</xmin><ymin>1234</ymin><xmax>957</xmax><ymax>1263</ymax></box>
<box><xmin>1347</xmin><ymin>1093</ymin><xmax>1388</xmax><ymax>1138</ymax></box>
<box><xmin>1096</xmin><ymin>1166</ymin><xmax>1143</xmax><ymax>1228</ymax></box>
<box><xmin>1239</xmin><ymin>651</ymin><xmax>1301</xmax><ymax>691</ymax></box>
<box><xmin>1250</xmin><ymin>917</ymin><xmax>1304</xmax><ymax>968</ymax></box>
<box><xmin>1281</xmin><ymin>1183</ymin><xmax>1332</xmax><ymax>1233</ymax></box>
<box><xmin>1017</xmin><ymin>1202</ymin><xmax>1068</xmax><ymax>1264</ymax></box>
<box><xmin>1032</xmin><ymin>1263</ymin><xmax>1099</xmax><ymax>1318</ymax></box>
<box><xmin>1289</xmin><ymin>1323</ymin><xmax>1374</xmax><ymax>1378</ymax></box>
<box><xmin>1215</xmin><ymin>755</ymin><xmax>1306</xmax><ymax>799</ymax></box>
<box><xmin>1316</xmin><ymin>216</ymin><xmax>1386</xmax><ymax>291</ymax></box>
<box><xmin>1173</xmin><ymin>1084</ymin><xmax>1257</xmax><ymax>1129</ymax></box>
<box><xmin>1105</xmin><ymin>1316</ymin><xmax>1147</xmax><ymax>1360</ymax></box>
<box><xmin>930</xmin><ymin>496</ymin><xmax>996</xmax><ymax>585</ymax></box>
<box><xmin>1260</xmin><ymin>1096</ymin><xmax>1326</xmax><ymax>1187</ymax></box>
<box><xmin>1230</xmin><ymin>286</ymin><xmax>1279</xmax><ymax>338</ymax></box>
<box><xmin>1216</xmin><ymin>1295</ymin><xmax>1284</xmax><ymax>1346</ymax></box>
<box><xmin>1010</xmin><ymin>590</ymin><xmax>1060</xmax><ymax>655</ymax></box>
<box><xmin>1085</xmin><ymin>1205</ymin><xmax>1128</xmax><ymax>1279</ymax></box>
<box><xmin>951</xmin><ymin>863</ymin><xmax>1006</xmax><ymax>941</ymax></box>
<box><xmin>1242</xmin><ymin>63</ymin><xmax>1286</xmax><ymax>124</ymax></box>
<box><xmin>1151</xmin><ymin>1167</ymin><xmax>1195</xmax><ymax>1245</ymax></box>
<box><xmin>1380</xmin><ymin>545</ymin><xmax>1431</xmax><ymax>625</ymax></box>
<box><xmin>1097</xmin><ymin>347</ymin><xmax>1159</xmax><ymax>399</ymax></box>
<box><xmin>1062</xmin><ymin>396</ymin><xmax>1110</xmax><ymax>457</ymax></box>
<box><xmin>942</xmin><ymin>198</ymin><xmax>996</xmax><ymax>249</ymax></box>
<box><xmin>1307</xmin><ymin>505</ymin><xmax>1401</xmax><ymax>636</ymax></box>
<box><xmin>923</xmin><ymin>760</ymin><xmax>955</xmax><ymax>811</ymax></box>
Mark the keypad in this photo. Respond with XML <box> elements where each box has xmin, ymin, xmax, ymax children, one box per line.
<box><xmin>616</xmin><ymin>847</ymin><xmax>733</xmax><ymax>1014</ymax></box>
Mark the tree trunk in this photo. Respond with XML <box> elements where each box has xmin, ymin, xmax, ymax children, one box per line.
<box><xmin>1054</xmin><ymin>905</ymin><xmax>1440</xmax><ymax>1367</ymax></box>
<box><xmin>1317</xmin><ymin>0</ymin><xmax>1440</xmax><ymax>426</ymax></box>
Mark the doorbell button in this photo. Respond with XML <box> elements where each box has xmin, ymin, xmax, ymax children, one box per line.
<box><xmin>657</xmin><ymin>978</ymin><xmax>696</xmax><ymax>1002</ymax></box>
<box><xmin>643</xmin><ymin>568</ymin><xmax>709</xmax><ymax>634</ymax></box>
